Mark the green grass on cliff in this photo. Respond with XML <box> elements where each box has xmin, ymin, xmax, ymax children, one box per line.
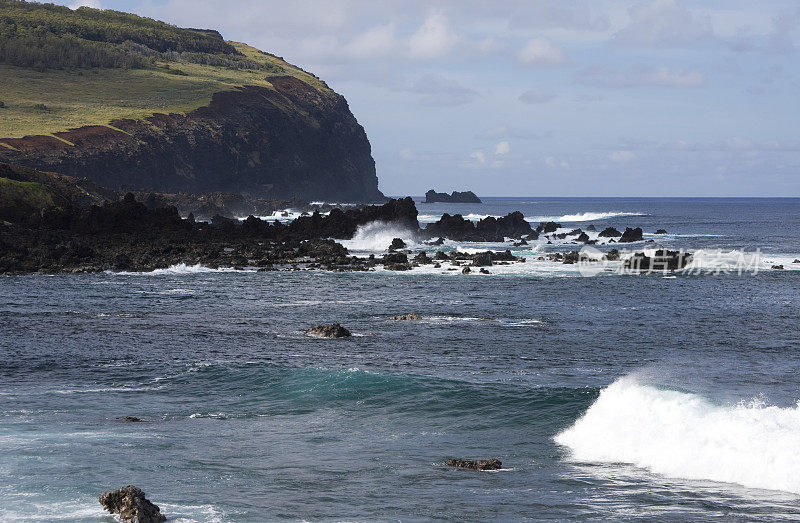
<box><xmin>0</xmin><ymin>177</ymin><xmax>63</xmax><ymax>220</ymax></box>
<box><xmin>0</xmin><ymin>42</ymin><xmax>328</xmax><ymax>141</ymax></box>
<box><xmin>0</xmin><ymin>1</ymin><xmax>331</xmax><ymax>141</ymax></box>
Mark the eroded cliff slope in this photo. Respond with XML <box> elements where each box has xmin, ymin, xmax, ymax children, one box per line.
<box><xmin>0</xmin><ymin>1</ymin><xmax>384</xmax><ymax>202</ymax></box>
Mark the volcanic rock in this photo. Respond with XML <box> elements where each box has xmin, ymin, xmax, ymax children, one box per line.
<box><xmin>305</xmin><ymin>323</ymin><xmax>351</xmax><ymax>338</ymax></box>
<box><xmin>537</xmin><ymin>221</ymin><xmax>561</xmax><ymax>234</ymax></box>
<box><xmin>99</xmin><ymin>485</ymin><xmax>165</xmax><ymax>523</ymax></box>
<box><xmin>598</xmin><ymin>227</ymin><xmax>621</xmax><ymax>238</ymax></box>
<box><xmin>389</xmin><ymin>238</ymin><xmax>406</xmax><ymax>251</ymax></box>
<box><xmin>619</xmin><ymin>227</ymin><xmax>643</xmax><ymax>243</ymax></box>
<box><xmin>623</xmin><ymin>249</ymin><xmax>693</xmax><ymax>271</ymax></box>
<box><xmin>425</xmin><ymin>189</ymin><xmax>482</xmax><ymax>203</ymax></box>
<box><xmin>445</xmin><ymin>458</ymin><xmax>502</xmax><ymax>471</ymax></box>
<box><xmin>391</xmin><ymin>313</ymin><xmax>422</xmax><ymax>320</ymax></box>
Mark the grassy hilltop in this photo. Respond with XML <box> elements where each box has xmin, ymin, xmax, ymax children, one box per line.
<box><xmin>0</xmin><ymin>0</ymin><xmax>328</xmax><ymax>141</ymax></box>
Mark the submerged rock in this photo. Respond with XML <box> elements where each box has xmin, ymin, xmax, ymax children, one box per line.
<box><xmin>388</xmin><ymin>238</ymin><xmax>406</xmax><ymax>251</ymax></box>
<box><xmin>305</xmin><ymin>323</ymin><xmax>351</xmax><ymax>338</ymax></box>
<box><xmin>99</xmin><ymin>485</ymin><xmax>166</xmax><ymax>523</ymax></box>
<box><xmin>462</xmin><ymin>266</ymin><xmax>471</xmax><ymax>274</ymax></box>
<box><xmin>445</xmin><ymin>458</ymin><xmax>502</xmax><ymax>470</ymax></box>
<box><xmin>655</xmin><ymin>229</ymin><xmax>668</xmax><ymax>234</ymax></box>
<box><xmin>391</xmin><ymin>313</ymin><xmax>422</xmax><ymax>320</ymax></box>
<box><xmin>123</xmin><ymin>416</ymin><xmax>143</xmax><ymax>422</ymax></box>
<box><xmin>772</xmin><ymin>264</ymin><xmax>785</xmax><ymax>270</ymax></box>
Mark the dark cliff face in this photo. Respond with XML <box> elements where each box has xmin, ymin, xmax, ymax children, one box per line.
<box><xmin>0</xmin><ymin>76</ymin><xmax>385</xmax><ymax>203</ymax></box>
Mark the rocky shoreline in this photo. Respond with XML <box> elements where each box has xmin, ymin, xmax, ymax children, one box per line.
<box><xmin>1</xmin><ymin>188</ymin><xmax>686</xmax><ymax>275</ymax></box>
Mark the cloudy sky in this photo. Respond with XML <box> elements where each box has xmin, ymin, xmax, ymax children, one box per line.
<box><xmin>60</xmin><ymin>0</ymin><xmax>799</xmax><ymax>196</ymax></box>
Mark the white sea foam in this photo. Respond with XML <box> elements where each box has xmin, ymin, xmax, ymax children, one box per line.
<box><xmin>419</xmin><ymin>211</ymin><xmax>644</xmax><ymax>225</ymax></box>
<box><xmin>340</xmin><ymin>221</ymin><xmax>418</xmax><ymax>252</ymax></box>
<box><xmin>110</xmin><ymin>263</ymin><xmax>248</xmax><ymax>276</ymax></box>
<box><xmin>0</xmin><ymin>499</ymin><xmax>226</xmax><ymax>523</ymax></box>
<box><xmin>555</xmin><ymin>376</ymin><xmax>800</xmax><ymax>494</ymax></box>
<box><xmin>527</xmin><ymin>211</ymin><xmax>647</xmax><ymax>222</ymax></box>
<box><xmin>238</xmin><ymin>209</ymin><xmax>307</xmax><ymax>223</ymax></box>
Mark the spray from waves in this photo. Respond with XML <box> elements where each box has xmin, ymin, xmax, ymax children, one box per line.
<box><xmin>555</xmin><ymin>376</ymin><xmax>800</xmax><ymax>494</ymax></box>
<box><xmin>340</xmin><ymin>221</ymin><xmax>418</xmax><ymax>252</ymax></box>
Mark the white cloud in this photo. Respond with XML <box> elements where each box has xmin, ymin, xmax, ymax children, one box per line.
<box><xmin>399</xmin><ymin>148</ymin><xmax>416</xmax><ymax>160</ymax></box>
<box><xmin>544</xmin><ymin>156</ymin><xmax>569</xmax><ymax>169</ymax></box>
<box><xmin>580</xmin><ymin>65</ymin><xmax>705</xmax><ymax>88</ymax></box>
<box><xmin>517</xmin><ymin>37</ymin><xmax>566</xmax><ymax>67</ymax></box>
<box><xmin>408</xmin><ymin>11</ymin><xmax>458</xmax><ymax>60</ymax></box>
<box><xmin>495</xmin><ymin>141</ymin><xmax>511</xmax><ymax>155</ymax></box>
<box><xmin>613</xmin><ymin>0</ymin><xmax>713</xmax><ymax>47</ymax></box>
<box><xmin>69</xmin><ymin>0</ymin><xmax>101</xmax><ymax>9</ymax></box>
<box><xmin>729</xmin><ymin>10</ymin><xmax>800</xmax><ymax>54</ymax></box>
<box><xmin>519</xmin><ymin>88</ymin><xmax>557</xmax><ymax>104</ymax></box>
<box><xmin>609</xmin><ymin>150</ymin><xmax>636</xmax><ymax>162</ymax></box>
<box><xmin>470</xmin><ymin>150</ymin><xmax>487</xmax><ymax>164</ymax></box>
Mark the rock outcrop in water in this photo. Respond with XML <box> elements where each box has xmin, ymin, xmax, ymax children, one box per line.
<box><xmin>619</xmin><ymin>227</ymin><xmax>644</xmax><ymax>243</ymax></box>
<box><xmin>425</xmin><ymin>190</ymin><xmax>482</xmax><ymax>204</ymax></box>
<box><xmin>598</xmin><ymin>227</ymin><xmax>621</xmax><ymax>238</ymax></box>
<box><xmin>0</xmin><ymin>77</ymin><xmax>384</xmax><ymax>203</ymax></box>
<box><xmin>623</xmin><ymin>250</ymin><xmax>693</xmax><ymax>271</ymax></box>
<box><xmin>99</xmin><ymin>485</ymin><xmax>166</xmax><ymax>523</ymax></box>
<box><xmin>424</xmin><ymin>211</ymin><xmax>531</xmax><ymax>242</ymax></box>
<box><xmin>445</xmin><ymin>458</ymin><xmax>502</xmax><ymax>470</ymax></box>
<box><xmin>306</xmin><ymin>323</ymin><xmax>351</xmax><ymax>338</ymax></box>
<box><xmin>391</xmin><ymin>313</ymin><xmax>422</xmax><ymax>320</ymax></box>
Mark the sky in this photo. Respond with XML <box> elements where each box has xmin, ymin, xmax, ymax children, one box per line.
<box><xmin>56</xmin><ymin>0</ymin><xmax>799</xmax><ymax>196</ymax></box>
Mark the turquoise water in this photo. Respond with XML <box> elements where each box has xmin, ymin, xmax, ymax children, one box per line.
<box><xmin>2</xmin><ymin>198</ymin><xmax>800</xmax><ymax>520</ymax></box>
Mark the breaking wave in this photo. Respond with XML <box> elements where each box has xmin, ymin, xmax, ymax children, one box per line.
<box><xmin>527</xmin><ymin>212</ymin><xmax>646</xmax><ymax>222</ymax></box>
<box><xmin>555</xmin><ymin>376</ymin><xmax>800</xmax><ymax>494</ymax></box>
<box><xmin>419</xmin><ymin>211</ymin><xmax>645</xmax><ymax>225</ymax></box>
<box><xmin>340</xmin><ymin>221</ymin><xmax>418</xmax><ymax>252</ymax></box>
<box><xmin>110</xmin><ymin>263</ymin><xmax>246</xmax><ymax>276</ymax></box>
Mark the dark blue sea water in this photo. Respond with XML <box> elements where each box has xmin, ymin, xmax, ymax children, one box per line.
<box><xmin>2</xmin><ymin>197</ymin><xmax>800</xmax><ymax>521</ymax></box>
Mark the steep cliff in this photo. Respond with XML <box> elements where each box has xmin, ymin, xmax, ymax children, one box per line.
<box><xmin>0</xmin><ymin>2</ymin><xmax>384</xmax><ymax>202</ymax></box>
<box><xmin>0</xmin><ymin>77</ymin><xmax>383</xmax><ymax>202</ymax></box>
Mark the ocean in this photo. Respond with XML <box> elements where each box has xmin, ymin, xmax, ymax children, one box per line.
<box><xmin>2</xmin><ymin>197</ymin><xmax>800</xmax><ymax>521</ymax></box>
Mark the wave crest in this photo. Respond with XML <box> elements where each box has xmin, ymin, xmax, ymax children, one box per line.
<box><xmin>555</xmin><ymin>376</ymin><xmax>800</xmax><ymax>493</ymax></box>
<box><xmin>528</xmin><ymin>211</ymin><xmax>646</xmax><ymax>222</ymax></box>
